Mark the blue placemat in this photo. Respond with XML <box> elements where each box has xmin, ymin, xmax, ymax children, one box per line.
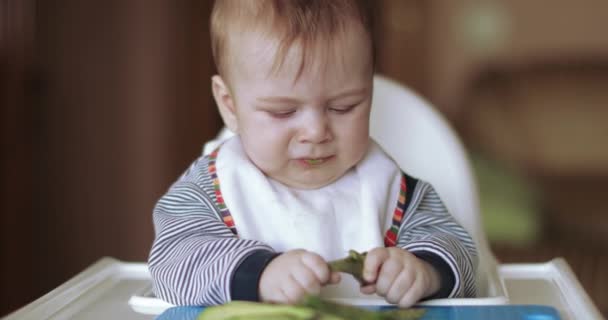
<box><xmin>156</xmin><ymin>305</ymin><xmax>560</xmax><ymax>320</ymax></box>
<box><xmin>156</xmin><ymin>306</ymin><xmax>203</xmax><ymax>320</ymax></box>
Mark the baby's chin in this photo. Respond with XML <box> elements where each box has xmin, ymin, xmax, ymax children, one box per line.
<box><xmin>269</xmin><ymin>171</ymin><xmax>343</xmax><ymax>190</ymax></box>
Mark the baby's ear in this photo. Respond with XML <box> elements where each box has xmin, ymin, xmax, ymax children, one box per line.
<box><xmin>211</xmin><ymin>75</ymin><xmax>239</xmax><ymax>133</ymax></box>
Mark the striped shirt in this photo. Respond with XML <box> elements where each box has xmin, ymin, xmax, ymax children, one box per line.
<box><xmin>149</xmin><ymin>154</ymin><xmax>478</xmax><ymax>305</ymax></box>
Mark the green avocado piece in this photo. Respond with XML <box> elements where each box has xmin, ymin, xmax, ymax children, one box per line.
<box><xmin>328</xmin><ymin>250</ymin><xmax>367</xmax><ymax>283</ymax></box>
<box><xmin>197</xmin><ymin>301</ymin><xmax>342</xmax><ymax>320</ymax></box>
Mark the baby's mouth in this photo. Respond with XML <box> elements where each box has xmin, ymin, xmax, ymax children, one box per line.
<box><xmin>305</xmin><ymin>158</ymin><xmax>324</xmax><ymax>165</ymax></box>
<box><xmin>299</xmin><ymin>156</ymin><xmax>334</xmax><ymax>166</ymax></box>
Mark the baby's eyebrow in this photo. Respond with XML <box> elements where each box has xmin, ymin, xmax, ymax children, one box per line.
<box><xmin>327</xmin><ymin>87</ymin><xmax>369</xmax><ymax>101</ymax></box>
<box><xmin>257</xmin><ymin>87</ymin><xmax>369</xmax><ymax>105</ymax></box>
<box><xmin>256</xmin><ymin>96</ymin><xmax>301</xmax><ymax>105</ymax></box>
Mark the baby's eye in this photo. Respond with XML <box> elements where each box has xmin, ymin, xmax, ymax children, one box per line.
<box><xmin>328</xmin><ymin>105</ymin><xmax>356</xmax><ymax>114</ymax></box>
<box><xmin>268</xmin><ymin>109</ymin><xmax>296</xmax><ymax>118</ymax></box>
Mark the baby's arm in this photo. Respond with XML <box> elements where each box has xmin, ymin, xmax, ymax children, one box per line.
<box><xmin>149</xmin><ymin>180</ymin><xmax>275</xmax><ymax>306</ymax></box>
<box><xmin>393</xmin><ymin>181</ymin><xmax>478</xmax><ymax>299</ymax></box>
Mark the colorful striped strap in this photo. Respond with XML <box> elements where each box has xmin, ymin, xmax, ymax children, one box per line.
<box><xmin>208</xmin><ymin>148</ymin><xmax>238</xmax><ymax>235</ymax></box>
<box><xmin>384</xmin><ymin>174</ymin><xmax>408</xmax><ymax>247</ymax></box>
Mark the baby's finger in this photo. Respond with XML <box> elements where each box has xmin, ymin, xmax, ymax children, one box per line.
<box><xmin>363</xmin><ymin>248</ymin><xmax>389</xmax><ymax>283</ymax></box>
<box><xmin>375</xmin><ymin>258</ymin><xmax>402</xmax><ymax>296</ymax></box>
<box><xmin>282</xmin><ymin>275</ymin><xmax>307</xmax><ymax>304</ymax></box>
<box><xmin>263</xmin><ymin>288</ymin><xmax>288</xmax><ymax>304</ymax></box>
<box><xmin>360</xmin><ymin>284</ymin><xmax>376</xmax><ymax>295</ymax></box>
<box><xmin>292</xmin><ymin>266</ymin><xmax>321</xmax><ymax>295</ymax></box>
<box><xmin>301</xmin><ymin>252</ymin><xmax>330</xmax><ymax>283</ymax></box>
<box><xmin>398</xmin><ymin>276</ymin><xmax>425</xmax><ymax>308</ymax></box>
<box><xmin>277</xmin><ymin>289</ymin><xmax>292</xmax><ymax>304</ymax></box>
<box><xmin>386</xmin><ymin>271</ymin><xmax>414</xmax><ymax>304</ymax></box>
<box><xmin>329</xmin><ymin>272</ymin><xmax>341</xmax><ymax>284</ymax></box>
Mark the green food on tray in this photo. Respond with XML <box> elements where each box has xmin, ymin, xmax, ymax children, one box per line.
<box><xmin>197</xmin><ymin>300</ymin><xmax>340</xmax><ymax>320</ymax></box>
<box><xmin>198</xmin><ymin>296</ymin><xmax>425</xmax><ymax>320</ymax></box>
<box><xmin>328</xmin><ymin>250</ymin><xmax>367</xmax><ymax>283</ymax></box>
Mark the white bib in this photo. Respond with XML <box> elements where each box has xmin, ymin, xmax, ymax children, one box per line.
<box><xmin>215</xmin><ymin>136</ymin><xmax>402</xmax><ymax>301</ymax></box>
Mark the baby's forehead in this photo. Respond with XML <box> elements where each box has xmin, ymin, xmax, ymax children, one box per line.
<box><xmin>229</xmin><ymin>31</ymin><xmax>282</xmax><ymax>69</ymax></box>
<box><xmin>226</xmin><ymin>26</ymin><xmax>372</xmax><ymax>84</ymax></box>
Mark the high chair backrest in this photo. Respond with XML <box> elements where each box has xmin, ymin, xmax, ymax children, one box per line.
<box><xmin>203</xmin><ymin>75</ymin><xmax>506</xmax><ymax>301</ymax></box>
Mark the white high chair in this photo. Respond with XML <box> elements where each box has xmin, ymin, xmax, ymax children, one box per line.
<box><xmin>202</xmin><ymin>75</ymin><xmax>507</xmax><ymax>304</ymax></box>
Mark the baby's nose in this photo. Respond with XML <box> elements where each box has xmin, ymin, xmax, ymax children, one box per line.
<box><xmin>299</xmin><ymin>115</ymin><xmax>331</xmax><ymax>144</ymax></box>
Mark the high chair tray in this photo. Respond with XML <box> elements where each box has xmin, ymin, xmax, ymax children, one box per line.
<box><xmin>3</xmin><ymin>257</ymin><xmax>603</xmax><ymax>320</ymax></box>
<box><xmin>156</xmin><ymin>305</ymin><xmax>561</xmax><ymax>320</ymax></box>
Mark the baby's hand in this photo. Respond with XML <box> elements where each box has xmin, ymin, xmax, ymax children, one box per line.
<box><xmin>259</xmin><ymin>249</ymin><xmax>340</xmax><ymax>304</ymax></box>
<box><xmin>360</xmin><ymin>247</ymin><xmax>440</xmax><ymax>307</ymax></box>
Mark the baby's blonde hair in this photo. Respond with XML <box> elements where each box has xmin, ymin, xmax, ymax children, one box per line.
<box><xmin>211</xmin><ymin>0</ymin><xmax>373</xmax><ymax>82</ymax></box>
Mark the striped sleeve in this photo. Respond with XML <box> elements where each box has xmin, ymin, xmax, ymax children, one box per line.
<box><xmin>148</xmin><ymin>157</ymin><xmax>274</xmax><ymax>306</ymax></box>
<box><xmin>396</xmin><ymin>180</ymin><xmax>478</xmax><ymax>298</ymax></box>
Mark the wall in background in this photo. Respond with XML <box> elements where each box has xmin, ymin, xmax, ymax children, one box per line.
<box><xmin>1</xmin><ymin>0</ymin><xmax>219</xmax><ymax>314</ymax></box>
<box><xmin>426</xmin><ymin>0</ymin><xmax>608</xmax><ymax>116</ymax></box>
<box><xmin>1</xmin><ymin>0</ymin><xmax>37</xmax><ymax>312</ymax></box>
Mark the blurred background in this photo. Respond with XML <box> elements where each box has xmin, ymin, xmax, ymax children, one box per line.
<box><xmin>2</xmin><ymin>0</ymin><xmax>607</xmax><ymax>316</ymax></box>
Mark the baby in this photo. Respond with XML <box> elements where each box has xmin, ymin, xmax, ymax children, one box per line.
<box><xmin>149</xmin><ymin>0</ymin><xmax>477</xmax><ymax>307</ymax></box>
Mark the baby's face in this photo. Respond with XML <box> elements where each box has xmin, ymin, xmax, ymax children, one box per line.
<box><xmin>228</xmin><ymin>28</ymin><xmax>373</xmax><ymax>189</ymax></box>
